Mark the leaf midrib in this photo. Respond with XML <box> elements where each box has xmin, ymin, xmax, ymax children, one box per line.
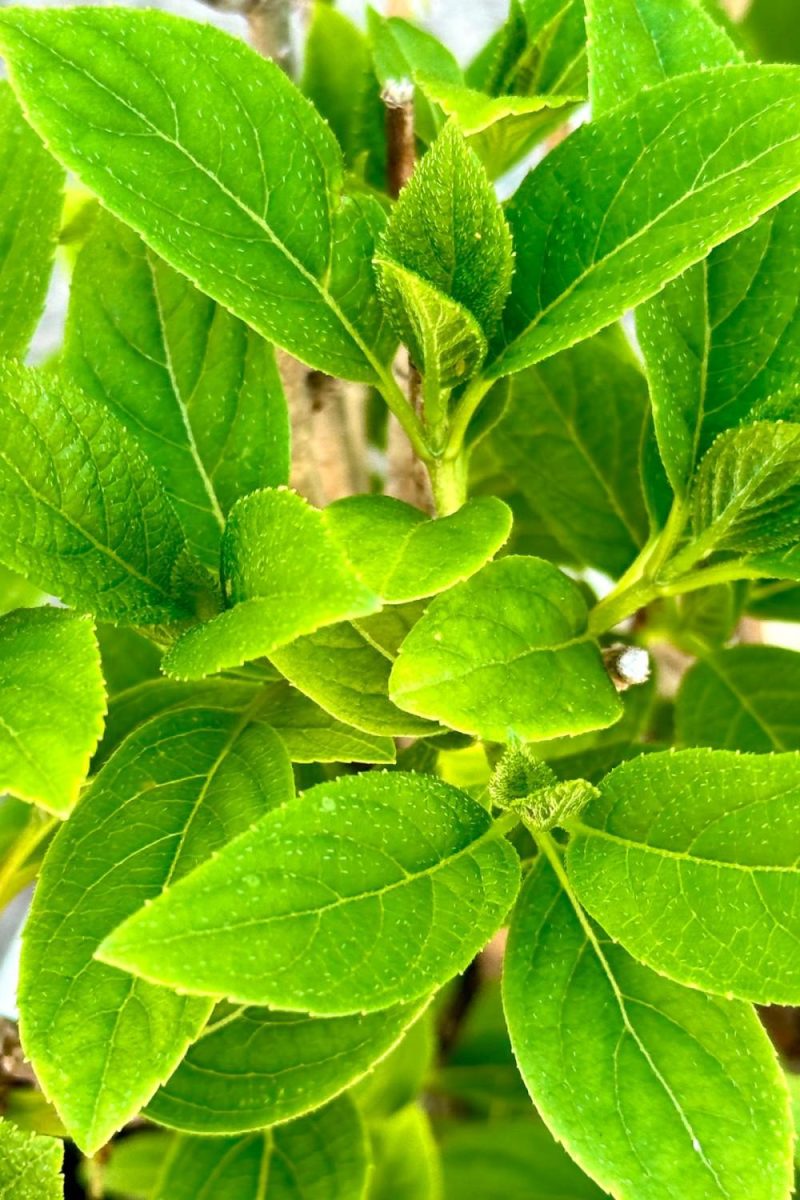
<box><xmin>573</xmin><ymin>819</ymin><xmax>800</xmax><ymax>873</ymax></box>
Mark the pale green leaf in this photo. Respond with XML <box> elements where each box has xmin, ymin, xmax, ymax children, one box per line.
<box><xmin>101</xmin><ymin>1131</ymin><xmax>172</xmax><ymax>1200</ymax></box>
<box><xmin>418</xmin><ymin>77</ymin><xmax>577</xmax><ymax>179</ymax></box>
<box><xmin>440</xmin><ymin>1118</ymin><xmax>605</xmax><ymax>1200</ymax></box>
<box><xmin>324</xmin><ymin>494</ymin><xmax>512</xmax><ymax>603</ymax></box>
<box><xmin>503</xmin><ymin>854</ymin><xmax>793</xmax><ymax>1200</ymax></box>
<box><xmin>0</xmin><ymin>8</ymin><xmax>395</xmax><ymax>382</ymax></box>
<box><xmin>566</xmin><ymin>748</ymin><xmax>800</xmax><ymax>1004</ymax></box>
<box><xmin>151</xmin><ymin>1097</ymin><xmax>369</xmax><ymax>1200</ymax></box>
<box><xmin>99</xmin><ymin>677</ymin><xmax>395</xmax><ymax>767</ymax></box>
<box><xmin>367</xmin><ymin>11</ymin><xmax>461</xmax><ymax>145</ymax></box>
<box><xmin>163</xmin><ymin>489</ymin><xmax>380</xmax><ymax>681</ymax></box>
<box><xmin>375</xmin><ymin>259</ymin><xmax>487</xmax><ymax>390</ymax></box>
<box><xmin>99</xmin><ymin>771</ymin><xmax>520</xmax><ymax>1015</ymax></box>
<box><xmin>147</xmin><ymin>997</ymin><xmax>426</xmax><ymax>1134</ymax></box>
<box><xmin>490</xmin><ymin>65</ymin><xmax>800</xmax><ymax>379</ymax></box>
<box><xmin>688</xmin><ymin>422</ymin><xmax>800</xmax><ymax>559</ymax></box>
<box><xmin>586</xmin><ymin>0</ymin><xmax>740</xmax><ymax>116</ymax></box>
<box><xmin>65</xmin><ymin>212</ymin><xmax>289</xmax><ymax>569</ymax></box>
<box><xmin>0</xmin><ymin>564</ymin><xmax>43</xmax><ymax>617</ymax></box>
<box><xmin>0</xmin><ymin>607</ymin><xmax>105</xmax><ymax>816</ymax></box>
<box><xmin>472</xmin><ymin>329</ymin><xmax>650</xmax><ymax>578</ymax></box>
<box><xmin>19</xmin><ymin>707</ymin><xmax>294</xmax><ymax>1152</ymax></box>
<box><xmin>369</xmin><ymin>1105</ymin><xmax>442</xmax><ymax>1200</ymax></box>
<box><xmin>270</xmin><ymin>622</ymin><xmax>439</xmax><ymax>738</ymax></box>
<box><xmin>0</xmin><ymin>1119</ymin><xmax>63</xmax><ymax>1200</ymax></box>
<box><xmin>0</xmin><ymin>362</ymin><xmax>192</xmax><ymax>624</ymax></box>
<box><xmin>0</xmin><ymin>81</ymin><xmax>64</xmax><ymax>358</ymax></box>
<box><xmin>676</xmin><ymin>646</ymin><xmax>800</xmax><ymax>752</ymax></box>
<box><xmin>380</xmin><ymin>122</ymin><xmax>512</xmax><ymax>338</ymax></box>
<box><xmin>389</xmin><ymin>557</ymin><xmax>622</xmax><ymax>742</ymax></box>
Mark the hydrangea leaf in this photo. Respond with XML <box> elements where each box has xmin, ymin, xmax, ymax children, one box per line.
<box><xmin>566</xmin><ymin>748</ymin><xmax>800</xmax><ymax>1004</ymax></box>
<box><xmin>389</xmin><ymin>557</ymin><xmax>622</xmax><ymax>742</ymax></box>
<box><xmin>676</xmin><ymin>645</ymin><xmax>800</xmax><ymax>752</ymax></box>
<box><xmin>0</xmin><ymin>607</ymin><xmax>105</xmax><ymax>817</ymax></box>
<box><xmin>99</xmin><ymin>771</ymin><xmax>520</xmax><ymax>1015</ymax></box>
<box><xmin>19</xmin><ymin>707</ymin><xmax>294</xmax><ymax>1153</ymax></box>
<box><xmin>0</xmin><ymin>1120</ymin><xmax>63</xmax><ymax>1200</ymax></box>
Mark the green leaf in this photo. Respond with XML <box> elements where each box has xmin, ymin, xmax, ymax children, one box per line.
<box><xmin>150</xmin><ymin>1097</ymin><xmax>369</xmax><ymax>1200</ymax></box>
<box><xmin>65</xmin><ymin>212</ymin><xmax>289</xmax><ymax>570</ymax></box>
<box><xmin>325</xmin><ymin>494</ymin><xmax>512</xmax><ymax>603</ymax></box>
<box><xmin>0</xmin><ymin>7</ymin><xmax>395</xmax><ymax>382</ymax></box>
<box><xmin>586</xmin><ymin>0</ymin><xmax>740</xmax><ymax>116</ymax></box>
<box><xmin>375</xmin><ymin>259</ymin><xmax>487</xmax><ymax>390</ymax></box>
<box><xmin>0</xmin><ymin>1119</ymin><xmax>63</xmax><ymax>1200</ymax></box>
<box><xmin>271</xmin><ymin>622</ymin><xmax>438</xmax><ymax>738</ymax></box>
<box><xmin>99</xmin><ymin>771</ymin><xmax>520</xmax><ymax>1015</ymax></box>
<box><xmin>0</xmin><ymin>82</ymin><xmax>64</xmax><ymax>358</ymax></box>
<box><xmin>99</xmin><ymin>677</ymin><xmax>395</xmax><ymax>767</ymax></box>
<box><xmin>147</xmin><ymin>997</ymin><xmax>426</xmax><ymax>1134</ymax></box>
<box><xmin>367</xmin><ymin>10</ymin><xmax>461</xmax><ymax>145</ymax></box>
<box><xmin>19</xmin><ymin>706</ymin><xmax>294</xmax><ymax>1152</ymax></box>
<box><xmin>379</xmin><ymin>122</ymin><xmax>512</xmax><ymax>338</ymax></box>
<box><xmin>353</xmin><ymin>1009</ymin><xmax>434</xmax><ymax>1120</ymax></box>
<box><xmin>389</xmin><ymin>557</ymin><xmax>622</xmax><ymax>742</ymax></box>
<box><xmin>503</xmin><ymin>853</ymin><xmax>794</xmax><ymax>1200</ymax></box>
<box><xmin>0</xmin><ymin>362</ymin><xmax>192</xmax><ymax>624</ymax></box>
<box><xmin>417</xmin><ymin>77</ymin><xmax>577</xmax><ymax>180</ymax></box>
<box><xmin>440</xmin><ymin>1118</ymin><xmax>605</xmax><ymax>1200</ymax></box>
<box><xmin>163</xmin><ymin>489</ymin><xmax>380</xmax><ymax>680</ymax></box>
<box><xmin>748</xmin><ymin>580</ymin><xmax>800</xmax><ymax>622</ymax></box>
<box><xmin>490</xmin><ymin>65</ymin><xmax>800</xmax><ymax>379</ymax></box>
<box><xmin>0</xmin><ymin>564</ymin><xmax>43</xmax><ymax>617</ymax></box>
<box><xmin>744</xmin><ymin>0</ymin><xmax>800</xmax><ymax>64</ymax></box>
<box><xmin>687</xmin><ymin>422</ymin><xmax>800</xmax><ymax>560</ymax></box>
<box><xmin>472</xmin><ymin>329</ymin><xmax>650</xmax><ymax>578</ymax></box>
<box><xmin>369</xmin><ymin>1105</ymin><xmax>442</xmax><ymax>1200</ymax></box>
<box><xmin>676</xmin><ymin>646</ymin><xmax>800</xmax><ymax>753</ymax></box>
<box><xmin>96</xmin><ymin>623</ymin><xmax>163</xmax><ymax>696</ymax></box>
<box><xmin>100</xmin><ymin>1131</ymin><xmax>172</xmax><ymax>1200</ymax></box>
<box><xmin>0</xmin><ymin>607</ymin><xmax>105</xmax><ymax>816</ymax></box>
<box><xmin>520</xmin><ymin>0</ymin><xmax>589</xmax><ymax>96</ymax></box>
<box><xmin>566</xmin><ymin>748</ymin><xmax>800</xmax><ymax>1004</ymax></box>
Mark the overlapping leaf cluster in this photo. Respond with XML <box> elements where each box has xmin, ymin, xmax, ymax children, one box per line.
<box><xmin>0</xmin><ymin>0</ymin><xmax>798</xmax><ymax>1197</ymax></box>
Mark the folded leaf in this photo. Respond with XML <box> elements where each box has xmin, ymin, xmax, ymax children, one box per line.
<box><xmin>163</xmin><ymin>490</ymin><xmax>380</xmax><ymax>680</ymax></box>
<box><xmin>503</xmin><ymin>854</ymin><xmax>793</xmax><ymax>1200</ymax></box>
<box><xmin>99</xmin><ymin>677</ymin><xmax>395</xmax><ymax>767</ymax></box>
<box><xmin>0</xmin><ymin>362</ymin><xmax>192</xmax><ymax>624</ymax></box>
<box><xmin>150</xmin><ymin>1097</ymin><xmax>369</xmax><ymax>1200</ymax></box>
<box><xmin>271</xmin><ymin>622</ymin><xmax>438</xmax><ymax>738</ymax></box>
<box><xmin>147</xmin><ymin>996</ymin><xmax>426</xmax><ymax>1134</ymax></box>
<box><xmin>676</xmin><ymin>645</ymin><xmax>800</xmax><ymax>752</ymax></box>
<box><xmin>65</xmin><ymin>212</ymin><xmax>289</xmax><ymax>570</ymax></box>
<box><xmin>0</xmin><ymin>82</ymin><xmax>63</xmax><ymax>358</ymax></box>
<box><xmin>688</xmin><ymin>422</ymin><xmax>800</xmax><ymax>559</ymax></box>
<box><xmin>0</xmin><ymin>608</ymin><xmax>105</xmax><ymax>816</ymax></box>
<box><xmin>19</xmin><ymin>707</ymin><xmax>294</xmax><ymax>1152</ymax></box>
<box><xmin>390</xmin><ymin>557</ymin><xmax>622</xmax><ymax>742</ymax></box>
<box><xmin>379</xmin><ymin>122</ymin><xmax>512</xmax><ymax>339</ymax></box>
<box><xmin>520</xmin><ymin>0</ymin><xmax>588</xmax><ymax>96</ymax></box>
<box><xmin>99</xmin><ymin>772</ymin><xmax>520</xmax><ymax>1014</ymax></box>
<box><xmin>566</xmin><ymin>748</ymin><xmax>800</xmax><ymax>1003</ymax></box>
<box><xmin>472</xmin><ymin>329</ymin><xmax>650</xmax><ymax>578</ymax></box>
<box><xmin>375</xmin><ymin>259</ymin><xmax>487</xmax><ymax>390</ymax></box>
<box><xmin>324</xmin><ymin>494</ymin><xmax>512</xmax><ymax>602</ymax></box>
<box><xmin>0</xmin><ymin>1119</ymin><xmax>63</xmax><ymax>1200</ymax></box>
<box><xmin>0</xmin><ymin>7</ymin><xmax>395</xmax><ymax>382</ymax></box>
<box><xmin>491</xmin><ymin>65</ymin><xmax>800</xmax><ymax>379</ymax></box>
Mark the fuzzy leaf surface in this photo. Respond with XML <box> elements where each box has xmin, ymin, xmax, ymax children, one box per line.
<box><xmin>676</xmin><ymin>646</ymin><xmax>800</xmax><ymax>753</ymax></box>
<box><xmin>0</xmin><ymin>1120</ymin><xmax>63</xmax><ymax>1200</ymax></box>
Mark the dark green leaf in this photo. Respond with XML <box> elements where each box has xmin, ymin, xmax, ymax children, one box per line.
<box><xmin>676</xmin><ymin>645</ymin><xmax>800</xmax><ymax>752</ymax></box>
<box><xmin>99</xmin><ymin>772</ymin><xmax>520</xmax><ymax>1015</ymax></box>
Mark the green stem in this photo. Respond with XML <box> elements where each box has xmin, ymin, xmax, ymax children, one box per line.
<box><xmin>445</xmin><ymin>375</ymin><xmax>494</xmax><ymax>457</ymax></box>
<box><xmin>429</xmin><ymin>452</ymin><xmax>468</xmax><ymax>516</ymax></box>
<box><xmin>376</xmin><ymin>369</ymin><xmax>432</xmax><ymax>461</ymax></box>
